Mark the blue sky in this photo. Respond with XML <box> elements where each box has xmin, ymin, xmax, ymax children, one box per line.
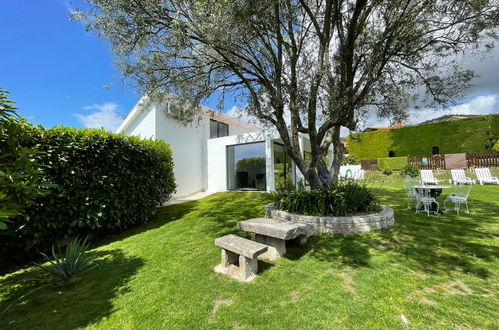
<box><xmin>1</xmin><ymin>1</ymin><xmax>497</xmax><ymax>133</ymax></box>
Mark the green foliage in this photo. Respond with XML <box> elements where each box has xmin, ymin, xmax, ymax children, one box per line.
<box><xmin>0</xmin><ymin>89</ymin><xmax>48</xmax><ymax>231</ymax></box>
<box><xmin>341</xmin><ymin>154</ymin><xmax>359</xmax><ymax>165</ymax></box>
<box><xmin>401</xmin><ymin>164</ymin><xmax>420</xmax><ymax>178</ymax></box>
<box><xmin>1</xmin><ymin>125</ymin><xmax>175</xmax><ymax>267</ymax></box>
<box><xmin>381</xmin><ymin>168</ymin><xmax>393</xmax><ymax>176</ymax></box>
<box><xmin>493</xmin><ymin>140</ymin><xmax>499</xmax><ymax>151</ymax></box>
<box><xmin>377</xmin><ymin>157</ymin><xmax>408</xmax><ymax>170</ymax></box>
<box><xmin>37</xmin><ymin>237</ymin><xmax>96</xmax><ymax>287</ymax></box>
<box><xmin>236</xmin><ymin>157</ymin><xmax>266</xmax><ymax>171</ymax></box>
<box><xmin>274</xmin><ymin>181</ymin><xmax>379</xmax><ymax>216</ymax></box>
<box><xmin>347</xmin><ymin>115</ymin><xmax>499</xmax><ymax>160</ymax></box>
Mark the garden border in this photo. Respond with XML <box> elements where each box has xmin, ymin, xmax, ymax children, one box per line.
<box><xmin>265</xmin><ymin>203</ymin><xmax>395</xmax><ymax>235</ymax></box>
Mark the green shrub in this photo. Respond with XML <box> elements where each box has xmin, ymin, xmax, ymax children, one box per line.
<box><xmin>274</xmin><ymin>181</ymin><xmax>379</xmax><ymax>216</ymax></box>
<box><xmin>381</xmin><ymin>168</ymin><xmax>393</xmax><ymax>176</ymax></box>
<box><xmin>341</xmin><ymin>154</ymin><xmax>359</xmax><ymax>165</ymax></box>
<box><xmin>1</xmin><ymin>125</ymin><xmax>175</xmax><ymax>267</ymax></box>
<box><xmin>0</xmin><ymin>89</ymin><xmax>48</xmax><ymax>230</ymax></box>
<box><xmin>401</xmin><ymin>164</ymin><xmax>419</xmax><ymax>177</ymax></box>
<box><xmin>377</xmin><ymin>157</ymin><xmax>408</xmax><ymax>170</ymax></box>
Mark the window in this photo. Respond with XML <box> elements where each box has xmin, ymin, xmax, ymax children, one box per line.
<box><xmin>432</xmin><ymin>146</ymin><xmax>440</xmax><ymax>155</ymax></box>
<box><xmin>210</xmin><ymin>119</ymin><xmax>229</xmax><ymax>138</ymax></box>
<box><xmin>388</xmin><ymin>151</ymin><xmax>395</xmax><ymax>157</ymax></box>
<box><xmin>227</xmin><ymin>142</ymin><xmax>266</xmax><ymax>191</ymax></box>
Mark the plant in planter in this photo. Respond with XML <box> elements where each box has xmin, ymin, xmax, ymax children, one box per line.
<box><xmin>401</xmin><ymin>164</ymin><xmax>419</xmax><ymax>178</ymax></box>
<box><xmin>274</xmin><ymin>181</ymin><xmax>380</xmax><ymax>217</ymax></box>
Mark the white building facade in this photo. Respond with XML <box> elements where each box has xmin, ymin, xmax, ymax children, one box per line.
<box><xmin>117</xmin><ymin>99</ymin><xmax>332</xmax><ymax>198</ymax></box>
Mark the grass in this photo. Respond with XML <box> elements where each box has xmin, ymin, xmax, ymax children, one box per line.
<box><xmin>1</xmin><ymin>182</ymin><xmax>498</xmax><ymax>329</ymax></box>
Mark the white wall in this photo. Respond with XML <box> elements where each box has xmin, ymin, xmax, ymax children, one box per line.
<box><xmin>207</xmin><ymin>130</ymin><xmax>281</xmax><ymax>192</ymax></box>
<box><xmin>155</xmin><ymin>110</ymin><xmax>207</xmax><ymax>198</ymax></box>
<box><xmin>124</xmin><ymin>107</ymin><xmax>156</xmax><ymax>140</ymax></box>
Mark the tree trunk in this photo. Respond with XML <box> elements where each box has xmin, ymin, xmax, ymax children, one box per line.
<box><xmin>330</xmin><ymin>126</ymin><xmax>345</xmax><ymax>186</ymax></box>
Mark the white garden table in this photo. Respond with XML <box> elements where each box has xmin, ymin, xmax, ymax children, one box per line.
<box><xmin>413</xmin><ymin>185</ymin><xmax>451</xmax><ymax>213</ymax></box>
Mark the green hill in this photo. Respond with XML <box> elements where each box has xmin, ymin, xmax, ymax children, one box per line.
<box><xmin>347</xmin><ymin>114</ymin><xmax>499</xmax><ymax>160</ymax></box>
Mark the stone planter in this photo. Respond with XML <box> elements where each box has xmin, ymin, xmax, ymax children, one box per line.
<box><xmin>265</xmin><ymin>203</ymin><xmax>395</xmax><ymax>235</ymax></box>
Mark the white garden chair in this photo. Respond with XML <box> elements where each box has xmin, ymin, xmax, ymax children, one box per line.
<box><xmin>475</xmin><ymin>168</ymin><xmax>499</xmax><ymax>185</ymax></box>
<box><xmin>353</xmin><ymin>169</ymin><xmax>365</xmax><ymax>181</ymax></box>
<box><xmin>444</xmin><ymin>184</ymin><xmax>472</xmax><ymax>215</ymax></box>
<box><xmin>420</xmin><ymin>170</ymin><xmax>439</xmax><ymax>185</ymax></box>
<box><xmin>449</xmin><ymin>169</ymin><xmax>475</xmax><ymax>185</ymax></box>
<box><xmin>415</xmin><ymin>187</ymin><xmax>439</xmax><ymax>216</ymax></box>
<box><xmin>403</xmin><ymin>178</ymin><xmax>419</xmax><ymax>209</ymax></box>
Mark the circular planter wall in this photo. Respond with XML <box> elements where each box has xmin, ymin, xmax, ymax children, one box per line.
<box><xmin>265</xmin><ymin>203</ymin><xmax>395</xmax><ymax>235</ymax></box>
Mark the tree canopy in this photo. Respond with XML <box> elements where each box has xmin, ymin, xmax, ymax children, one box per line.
<box><xmin>75</xmin><ymin>0</ymin><xmax>498</xmax><ymax>188</ymax></box>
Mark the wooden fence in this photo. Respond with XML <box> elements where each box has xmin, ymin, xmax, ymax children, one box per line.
<box><xmin>467</xmin><ymin>152</ymin><xmax>499</xmax><ymax>168</ymax></box>
<box><xmin>360</xmin><ymin>152</ymin><xmax>499</xmax><ymax>171</ymax></box>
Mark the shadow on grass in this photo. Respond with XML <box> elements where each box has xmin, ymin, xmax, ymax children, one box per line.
<box><xmin>285</xmin><ymin>186</ymin><xmax>498</xmax><ymax>277</ymax></box>
<box><xmin>0</xmin><ymin>249</ymin><xmax>144</xmax><ymax>330</ymax></box>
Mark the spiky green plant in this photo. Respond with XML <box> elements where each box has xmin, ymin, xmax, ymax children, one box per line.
<box><xmin>1</xmin><ymin>237</ymin><xmax>96</xmax><ymax>314</ymax></box>
<box><xmin>36</xmin><ymin>237</ymin><xmax>96</xmax><ymax>287</ymax></box>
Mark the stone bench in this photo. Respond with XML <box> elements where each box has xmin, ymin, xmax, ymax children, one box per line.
<box><xmin>237</xmin><ymin>218</ymin><xmax>309</xmax><ymax>260</ymax></box>
<box><xmin>214</xmin><ymin>234</ymin><xmax>268</xmax><ymax>282</ymax></box>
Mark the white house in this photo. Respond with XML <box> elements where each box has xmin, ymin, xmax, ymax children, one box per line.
<box><xmin>117</xmin><ymin>98</ymin><xmax>332</xmax><ymax>198</ymax></box>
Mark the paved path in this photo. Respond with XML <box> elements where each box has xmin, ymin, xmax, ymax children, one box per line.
<box><xmin>164</xmin><ymin>191</ymin><xmax>214</xmax><ymax>206</ymax></box>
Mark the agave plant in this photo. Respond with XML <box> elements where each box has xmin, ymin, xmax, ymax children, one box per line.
<box><xmin>36</xmin><ymin>237</ymin><xmax>96</xmax><ymax>287</ymax></box>
<box><xmin>1</xmin><ymin>237</ymin><xmax>96</xmax><ymax>314</ymax></box>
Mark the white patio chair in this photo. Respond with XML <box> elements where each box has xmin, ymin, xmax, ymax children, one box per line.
<box><xmin>353</xmin><ymin>169</ymin><xmax>365</xmax><ymax>181</ymax></box>
<box><xmin>449</xmin><ymin>169</ymin><xmax>475</xmax><ymax>185</ymax></box>
<box><xmin>415</xmin><ymin>187</ymin><xmax>439</xmax><ymax>216</ymax></box>
<box><xmin>420</xmin><ymin>170</ymin><xmax>439</xmax><ymax>185</ymax></box>
<box><xmin>403</xmin><ymin>178</ymin><xmax>419</xmax><ymax>209</ymax></box>
<box><xmin>475</xmin><ymin>168</ymin><xmax>499</xmax><ymax>185</ymax></box>
<box><xmin>444</xmin><ymin>184</ymin><xmax>472</xmax><ymax>215</ymax></box>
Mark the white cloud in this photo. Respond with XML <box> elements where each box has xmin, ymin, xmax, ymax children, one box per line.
<box><xmin>408</xmin><ymin>94</ymin><xmax>498</xmax><ymax>125</ymax></box>
<box><xmin>74</xmin><ymin>102</ymin><xmax>123</xmax><ymax>132</ymax></box>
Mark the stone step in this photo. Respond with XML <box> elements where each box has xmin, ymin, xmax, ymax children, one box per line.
<box><xmin>214</xmin><ymin>234</ymin><xmax>268</xmax><ymax>259</ymax></box>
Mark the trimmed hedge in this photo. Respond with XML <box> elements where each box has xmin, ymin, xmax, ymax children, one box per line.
<box><xmin>1</xmin><ymin>126</ymin><xmax>175</xmax><ymax>267</ymax></box>
<box><xmin>347</xmin><ymin>114</ymin><xmax>499</xmax><ymax>160</ymax></box>
<box><xmin>377</xmin><ymin>157</ymin><xmax>408</xmax><ymax>170</ymax></box>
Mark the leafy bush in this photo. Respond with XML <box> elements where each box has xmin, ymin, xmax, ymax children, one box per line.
<box><xmin>377</xmin><ymin>157</ymin><xmax>408</xmax><ymax>170</ymax></box>
<box><xmin>1</xmin><ymin>125</ymin><xmax>175</xmax><ymax>267</ymax></box>
<box><xmin>341</xmin><ymin>154</ymin><xmax>359</xmax><ymax>165</ymax></box>
<box><xmin>381</xmin><ymin>168</ymin><xmax>393</xmax><ymax>176</ymax></box>
<box><xmin>274</xmin><ymin>181</ymin><xmax>379</xmax><ymax>216</ymax></box>
<box><xmin>401</xmin><ymin>164</ymin><xmax>419</xmax><ymax>177</ymax></box>
<box><xmin>0</xmin><ymin>89</ymin><xmax>48</xmax><ymax>230</ymax></box>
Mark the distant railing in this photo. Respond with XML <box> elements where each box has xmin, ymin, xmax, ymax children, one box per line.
<box><xmin>408</xmin><ymin>155</ymin><xmax>445</xmax><ymax>170</ymax></box>
<box><xmin>467</xmin><ymin>152</ymin><xmax>499</xmax><ymax>168</ymax></box>
<box><xmin>360</xmin><ymin>152</ymin><xmax>499</xmax><ymax>171</ymax></box>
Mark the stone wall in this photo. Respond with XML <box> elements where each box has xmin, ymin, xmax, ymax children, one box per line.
<box><xmin>265</xmin><ymin>204</ymin><xmax>395</xmax><ymax>235</ymax></box>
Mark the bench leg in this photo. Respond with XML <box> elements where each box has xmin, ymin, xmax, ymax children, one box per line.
<box><xmin>221</xmin><ymin>249</ymin><xmax>238</xmax><ymax>268</ymax></box>
<box><xmin>239</xmin><ymin>255</ymin><xmax>258</xmax><ymax>282</ymax></box>
<box><xmin>255</xmin><ymin>234</ymin><xmax>286</xmax><ymax>260</ymax></box>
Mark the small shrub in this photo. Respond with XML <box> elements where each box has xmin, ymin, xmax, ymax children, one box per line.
<box><xmin>382</xmin><ymin>168</ymin><xmax>393</xmax><ymax>176</ymax></box>
<box><xmin>274</xmin><ymin>181</ymin><xmax>379</xmax><ymax>216</ymax></box>
<box><xmin>37</xmin><ymin>237</ymin><xmax>96</xmax><ymax>287</ymax></box>
<box><xmin>341</xmin><ymin>154</ymin><xmax>359</xmax><ymax>165</ymax></box>
<box><xmin>401</xmin><ymin>164</ymin><xmax>419</xmax><ymax>178</ymax></box>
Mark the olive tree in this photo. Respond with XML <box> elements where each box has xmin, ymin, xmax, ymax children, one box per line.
<box><xmin>74</xmin><ymin>0</ymin><xmax>498</xmax><ymax>189</ymax></box>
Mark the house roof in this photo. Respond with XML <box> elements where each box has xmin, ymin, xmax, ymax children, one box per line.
<box><xmin>115</xmin><ymin>95</ymin><xmax>258</xmax><ymax>134</ymax></box>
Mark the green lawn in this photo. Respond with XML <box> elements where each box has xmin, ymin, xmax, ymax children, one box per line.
<box><xmin>1</xmin><ymin>182</ymin><xmax>498</xmax><ymax>329</ymax></box>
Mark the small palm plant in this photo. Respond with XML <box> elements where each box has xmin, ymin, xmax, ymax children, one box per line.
<box><xmin>1</xmin><ymin>237</ymin><xmax>96</xmax><ymax>314</ymax></box>
<box><xmin>36</xmin><ymin>237</ymin><xmax>96</xmax><ymax>287</ymax></box>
